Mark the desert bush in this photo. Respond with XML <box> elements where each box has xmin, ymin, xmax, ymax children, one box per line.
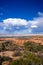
<box><xmin>37</xmin><ymin>45</ymin><xmax>43</xmax><ymax>51</ymax></box>
<box><xmin>24</xmin><ymin>41</ymin><xmax>43</xmax><ymax>52</ymax></box>
<box><xmin>0</xmin><ymin>40</ymin><xmax>18</xmax><ymax>51</ymax></box>
<box><xmin>0</xmin><ymin>56</ymin><xmax>2</xmax><ymax>65</ymax></box>
<box><xmin>11</xmin><ymin>52</ymin><xmax>42</xmax><ymax>65</ymax></box>
<box><xmin>1</xmin><ymin>56</ymin><xmax>12</xmax><ymax>62</ymax></box>
<box><xmin>13</xmin><ymin>50</ymin><xmax>22</xmax><ymax>57</ymax></box>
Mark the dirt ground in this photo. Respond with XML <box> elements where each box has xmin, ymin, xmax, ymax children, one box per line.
<box><xmin>0</xmin><ymin>51</ymin><xmax>20</xmax><ymax>60</ymax></box>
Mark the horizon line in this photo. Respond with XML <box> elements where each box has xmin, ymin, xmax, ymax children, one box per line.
<box><xmin>0</xmin><ymin>34</ymin><xmax>43</xmax><ymax>37</ymax></box>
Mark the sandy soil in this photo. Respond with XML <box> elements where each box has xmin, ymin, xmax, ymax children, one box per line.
<box><xmin>0</xmin><ymin>51</ymin><xmax>20</xmax><ymax>60</ymax></box>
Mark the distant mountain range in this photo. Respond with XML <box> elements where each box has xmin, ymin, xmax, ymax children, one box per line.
<box><xmin>0</xmin><ymin>34</ymin><xmax>43</xmax><ymax>37</ymax></box>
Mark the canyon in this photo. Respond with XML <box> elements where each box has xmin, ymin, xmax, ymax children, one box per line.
<box><xmin>0</xmin><ymin>36</ymin><xmax>43</xmax><ymax>46</ymax></box>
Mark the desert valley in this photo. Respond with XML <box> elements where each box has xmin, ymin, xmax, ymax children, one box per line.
<box><xmin>0</xmin><ymin>35</ymin><xmax>43</xmax><ymax>65</ymax></box>
<box><xmin>0</xmin><ymin>35</ymin><xmax>43</xmax><ymax>46</ymax></box>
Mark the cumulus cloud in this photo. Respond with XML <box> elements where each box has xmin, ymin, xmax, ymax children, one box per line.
<box><xmin>0</xmin><ymin>12</ymin><xmax>43</xmax><ymax>34</ymax></box>
<box><xmin>3</xmin><ymin>18</ymin><xmax>28</xmax><ymax>26</ymax></box>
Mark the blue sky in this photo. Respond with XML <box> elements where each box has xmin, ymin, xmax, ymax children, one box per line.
<box><xmin>0</xmin><ymin>0</ymin><xmax>43</xmax><ymax>34</ymax></box>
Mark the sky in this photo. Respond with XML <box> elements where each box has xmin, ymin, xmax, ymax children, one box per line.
<box><xmin>0</xmin><ymin>0</ymin><xmax>43</xmax><ymax>34</ymax></box>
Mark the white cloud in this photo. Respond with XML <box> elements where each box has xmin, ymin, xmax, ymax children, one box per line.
<box><xmin>38</xmin><ymin>12</ymin><xmax>43</xmax><ymax>16</ymax></box>
<box><xmin>13</xmin><ymin>28</ymin><xmax>32</xmax><ymax>34</ymax></box>
<box><xmin>0</xmin><ymin>12</ymin><xmax>43</xmax><ymax>34</ymax></box>
<box><xmin>3</xmin><ymin>27</ymin><xmax>6</xmax><ymax>30</ymax></box>
<box><xmin>3</xmin><ymin>18</ymin><xmax>28</xmax><ymax>26</ymax></box>
<box><xmin>31</xmin><ymin>25</ymin><xmax>37</xmax><ymax>28</ymax></box>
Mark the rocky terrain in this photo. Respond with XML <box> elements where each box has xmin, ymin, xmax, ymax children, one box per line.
<box><xmin>0</xmin><ymin>36</ymin><xmax>43</xmax><ymax>46</ymax></box>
